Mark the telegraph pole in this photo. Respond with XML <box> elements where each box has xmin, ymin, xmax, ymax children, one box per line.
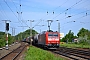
<box><xmin>11</xmin><ymin>27</ymin><xmax>16</xmax><ymax>36</ymax></box>
<box><xmin>10</xmin><ymin>27</ymin><xmax>14</xmax><ymax>36</ymax></box>
<box><xmin>28</xmin><ymin>20</ymin><xmax>34</xmax><ymax>37</ymax></box>
<box><xmin>2</xmin><ymin>20</ymin><xmax>11</xmax><ymax>50</ymax></box>
<box><xmin>56</xmin><ymin>20</ymin><xmax>60</xmax><ymax>33</ymax></box>
<box><xmin>28</xmin><ymin>20</ymin><xmax>34</xmax><ymax>45</ymax></box>
<box><xmin>58</xmin><ymin>22</ymin><xmax>60</xmax><ymax>33</ymax></box>
<box><xmin>13</xmin><ymin>28</ymin><xmax>16</xmax><ymax>36</ymax></box>
<box><xmin>18</xmin><ymin>26</ymin><xmax>28</xmax><ymax>40</ymax></box>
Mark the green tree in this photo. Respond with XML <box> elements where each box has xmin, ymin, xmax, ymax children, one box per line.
<box><xmin>62</xmin><ymin>30</ymin><xmax>76</xmax><ymax>42</ymax></box>
<box><xmin>77</xmin><ymin>28</ymin><xmax>89</xmax><ymax>37</ymax></box>
<box><xmin>0</xmin><ymin>31</ymin><xmax>15</xmax><ymax>47</ymax></box>
<box><xmin>77</xmin><ymin>28</ymin><xmax>90</xmax><ymax>45</ymax></box>
<box><xmin>15</xmin><ymin>29</ymin><xmax>38</xmax><ymax>41</ymax></box>
<box><xmin>0</xmin><ymin>35</ymin><xmax>6</xmax><ymax>47</ymax></box>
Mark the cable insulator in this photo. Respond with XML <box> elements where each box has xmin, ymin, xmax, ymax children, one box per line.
<box><xmin>65</xmin><ymin>12</ymin><xmax>66</xmax><ymax>14</ymax></box>
<box><xmin>86</xmin><ymin>13</ymin><xmax>87</xmax><ymax>16</ymax></box>
<box><xmin>66</xmin><ymin>9</ymin><xmax>68</xmax><ymax>11</ymax></box>
<box><xmin>21</xmin><ymin>12</ymin><xmax>22</xmax><ymax>14</ymax></box>
<box><xmin>53</xmin><ymin>12</ymin><xmax>54</xmax><ymax>14</ymax></box>
<box><xmin>47</xmin><ymin>11</ymin><xmax>48</xmax><ymax>14</ymax></box>
<box><xmin>47</xmin><ymin>11</ymin><xmax>48</xmax><ymax>13</ymax></box>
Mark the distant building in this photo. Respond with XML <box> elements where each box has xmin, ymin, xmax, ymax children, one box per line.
<box><xmin>60</xmin><ymin>33</ymin><xmax>64</xmax><ymax>39</ymax></box>
<box><xmin>73</xmin><ymin>39</ymin><xmax>78</xmax><ymax>43</ymax></box>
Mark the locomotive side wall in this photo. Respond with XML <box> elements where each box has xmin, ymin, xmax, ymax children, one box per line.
<box><xmin>38</xmin><ymin>34</ymin><xmax>46</xmax><ymax>45</ymax></box>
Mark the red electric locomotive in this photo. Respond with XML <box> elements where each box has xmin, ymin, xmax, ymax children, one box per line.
<box><xmin>37</xmin><ymin>31</ymin><xmax>60</xmax><ymax>49</ymax></box>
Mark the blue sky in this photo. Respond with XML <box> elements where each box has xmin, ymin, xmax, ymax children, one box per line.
<box><xmin>0</xmin><ymin>0</ymin><xmax>90</xmax><ymax>36</ymax></box>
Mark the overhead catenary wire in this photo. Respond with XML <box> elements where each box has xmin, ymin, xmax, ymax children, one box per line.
<box><xmin>3</xmin><ymin>0</ymin><xmax>18</xmax><ymax>19</ymax></box>
<box><xmin>19</xmin><ymin>0</ymin><xmax>83</xmax><ymax>28</ymax></box>
<box><xmin>61</xmin><ymin>21</ymin><xmax>90</xmax><ymax>33</ymax></box>
<box><xmin>53</xmin><ymin>0</ymin><xmax>69</xmax><ymax>11</ymax></box>
<box><xmin>61</xmin><ymin>13</ymin><xmax>90</xmax><ymax>26</ymax></box>
<box><xmin>1</xmin><ymin>0</ymin><xmax>90</xmax><ymax>35</ymax></box>
<box><xmin>18</xmin><ymin>0</ymin><xmax>30</xmax><ymax>28</ymax></box>
<box><xmin>71</xmin><ymin>10</ymin><xmax>90</xmax><ymax>16</ymax></box>
<box><xmin>0</xmin><ymin>21</ymin><xmax>4</xmax><ymax>29</ymax></box>
<box><xmin>41</xmin><ymin>0</ymin><xmax>84</xmax><ymax>25</ymax></box>
<box><xmin>75</xmin><ymin>13</ymin><xmax>90</xmax><ymax>21</ymax></box>
<box><xmin>40</xmin><ymin>0</ymin><xmax>69</xmax><ymax>21</ymax></box>
<box><xmin>0</xmin><ymin>2</ymin><xmax>11</xmax><ymax>31</ymax></box>
<box><xmin>11</xmin><ymin>0</ymin><xmax>23</xmax><ymax>22</ymax></box>
<box><xmin>19</xmin><ymin>0</ymin><xmax>29</xmax><ymax>28</ymax></box>
<box><xmin>52</xmin><ymin>0</ymin><xmax>83</xmax><ymax>19</ymax></box>
<box><xmin>72</xmin><ymin>0</ymin><xmax>89</xmax><ymax>9</ymax></box>
<box><xmin>66</xmin><ymin>0</ymin><xmax>90</xmax><ymax>17</ymax></box>
<box><xmin>0</xmin><ymin>11</ymin><xmax>4</xmax><ymax>19</ymax></box>
<box><xmin>16</xmin><ymin>0</ymin><xmax>31</xmax><ymax>32</ymax></box>
<box><xmin>61</xmin><ymin>12</ymin><xmax>90</xmax><ymax>33</ymax></box>
<box><xmin>52</xmin><ymin>0</ymin><xmax>90</xmax><ymax>22</ymax></box>
<box><xmin>2</xmin><ymin>0</ymin><xmax>29</xmax><ymax>34</ymax></box>
<box><xmin>0</xmin><ymin>2</ymin><xmax>9</xmax><ymax>20</ymax></box>
<box><xmin>17</xmin><ymin>0</ymin><xmax>23</xmax><ymax>24</ymax></box>
<box><xmin>3</xmin><ymin>0</ymin><xmax>24</xmax><ymax>26</ymax></box>
<box><xmin>11</xmin><ymin>0</ymin><xmax>20</xmax><ymax>12</ymax></box>
<box><xmin>40</xmin><ymin>10</ymin><xmax>90</xmax><ymax>31</ymax></box>
<box><xmin>59</xmin><ymin>9</ymin><xmax>90</xmax><ymax>21</ymax></box>
<box><xmin>10</xmin><ymin>0</ymin><xmax>29</xmax><ymax>29</ymax></box>
<box><xmin>33</xmin><ymin>19</ymin><xmax>42</xmax><ymax>28</ymax></box>
<box><xmin>68</xmin><ymin>0</ymin><xmax>83</xmax><ymax>10</ymax></box>
<box><xmin>40</xmin><ymin>0</ymin><xmax>83</xmax><ymax>22</ymax></box>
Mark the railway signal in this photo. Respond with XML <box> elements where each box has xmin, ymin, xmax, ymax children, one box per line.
<box><xmin>6</xmin><ymin>23</ymin><xmax>9</xmax><ymax>31</ymax></box>
<box><xmin>2</xmin><ymin>20</ymin><xmax>11</xmax><ymax>50</ymax></box>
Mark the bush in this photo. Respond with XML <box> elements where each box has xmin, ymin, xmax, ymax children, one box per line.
<box><xmin>0</xmin><ymin>39</ymin><xmax>5</xmax><ymax>48</ymax></box>
<box><xmin>0</xmin><ymin>34</ymin><xmax>15</xmax><ymax>48</ymax></box>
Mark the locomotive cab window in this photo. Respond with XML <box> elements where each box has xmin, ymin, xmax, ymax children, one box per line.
<box><xmin>53</xmin><ymin>34</ymin><xmax>58</xmax><ymax>37</ymax></box>
<box><xmin>48</xmin><ymin>34</ymin><xmax>53</xmax><ymax>36</ymax></box>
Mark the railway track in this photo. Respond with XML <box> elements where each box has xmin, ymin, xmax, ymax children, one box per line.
<box><xmin>0</xmin><ymin>42</ymin><xmax>27</xmax><ymax>60</ymax></box>
<box><xmin>51</xmin><ymin>47</ymin><xmax>90</xmax><ymax>60</ymax></box>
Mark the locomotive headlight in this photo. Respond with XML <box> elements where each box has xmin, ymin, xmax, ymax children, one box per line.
<box><xmin>57</xmin><ymin>44</ymin><xmax>58</xmax><ymax>45</ymax></box>
<box><xmin>48</xmin><ymin>44</ymin><xmax>51</xmax><ymax>46</ymax></box>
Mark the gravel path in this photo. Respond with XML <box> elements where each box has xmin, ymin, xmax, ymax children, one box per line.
<box><xmin>0</xmin><ymin>42</ymin><xmax>21</xmax><ymax>59</ymax></box>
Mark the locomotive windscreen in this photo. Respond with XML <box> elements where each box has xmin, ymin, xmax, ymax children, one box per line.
<box><xmin>48</xmin><ymin>33</ymin><xmax>58</xmax><ymax>37</ymax></box>
<box><xmin>53</xmin><ymin>34</ymin><xmax>58</xmax><ymax>37</ymax></box>
<box><xmin>48</xmin><ymin>34</ymin><xmax>53</xmax><ymax>36</ymax></box>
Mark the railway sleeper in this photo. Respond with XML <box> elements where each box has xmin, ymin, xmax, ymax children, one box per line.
<box><xmin>54</xmin><ymin>51</ymin><xmax>79</xmax><ymax>60</ymax></box>
<box><xmin>59</xmin><ymin>51</ymin><xmax>90</xmax><ymax>60</ymax></box>
<box><xmin>60</xmin><ymin>50</ymin><xmax>90</xmax><ymax>56</ymax></box>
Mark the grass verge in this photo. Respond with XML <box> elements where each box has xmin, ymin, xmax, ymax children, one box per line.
<box><xmin>25</xmin><ymin>46</ymin><xmax>65</xmax><ymax>60</ymax></box>
<box><xmin>60</xmin><ymin>42</ymin><xmax>90</xmax><ymax>48</ymax></box>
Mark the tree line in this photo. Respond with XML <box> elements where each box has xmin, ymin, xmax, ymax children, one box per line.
<box><xmin>61</xmin><ymin>28</ymin><xmax>90</xmax><ymax>45</ymax></box>
<box><xmin>0</xmin><ymin>32</ymin><xmax>15</xmax><ymax>47</ymax></box>
<box><xmin>0</xmin><ymin>28</ymin><xmax>90</xmax><ymax>48</ymax></box>
<box><xmin>0</xmin><ymin>29</ymin><xmax>38</xmax><ymax>48</ymax></box>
